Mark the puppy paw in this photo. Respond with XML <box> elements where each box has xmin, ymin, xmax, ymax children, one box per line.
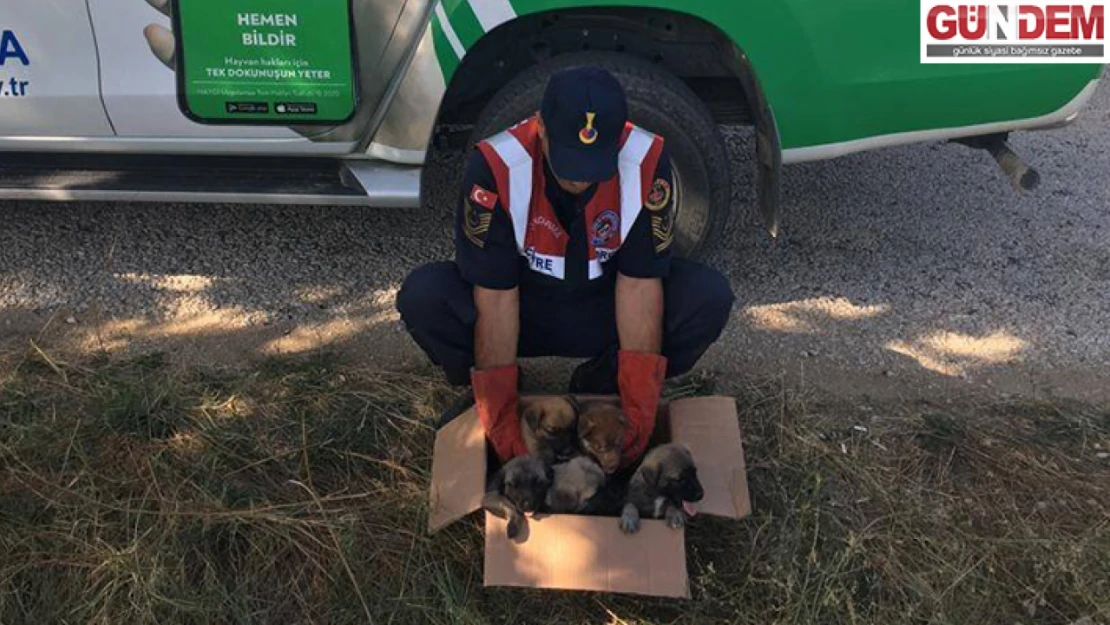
<box><xmin>507</xmin><ymin>514</ymin><xmax>524</xmax><ymax>539</ymax></box>
<box><xmin>665</xmin><ymin>506</ymin><xmax>686</xmax><ymax>530</ymax></box>
<box><xmin>619</xmin><ymin>504</ymin><xmax>640</xmax><ymax>534</ymax></box>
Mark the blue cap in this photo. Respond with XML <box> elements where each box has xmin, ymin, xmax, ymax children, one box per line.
<box><xmin>540</xmin><ymin>67</ymin><xmax>628</xmax><ymax>183</ymax></box>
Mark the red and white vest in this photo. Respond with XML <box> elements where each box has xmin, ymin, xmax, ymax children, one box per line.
<box><xmin>476</xmin><ymin>116</ymin><xmax>665</xmax><ymax>281</ymax></box>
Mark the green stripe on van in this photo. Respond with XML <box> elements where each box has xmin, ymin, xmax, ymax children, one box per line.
<box><xmin>431</xmin><ymin>16</ymin><xmax>460</xmax><ymax>80</ymax></box>
<box><xmin>443</xmin><ymin>0</ymin><xmax>485</xmax><ymax>46</ymax></box>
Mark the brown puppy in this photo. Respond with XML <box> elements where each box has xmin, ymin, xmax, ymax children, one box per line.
<box><xmin>619</xmin><ymin>443</ymin><xmax>704</xmax><ymax>534</ymax></box>
<box><xmin>520</xmin><ymin>395</ymin><xmax>580</xmax><ymax>464</ymax></box>
<box><xmin>482</xmin><ymin>455</ymin><xmax>553</xmax><ymax>539</ymax></box>
<box><xmin>576</xmin><ymin>400</ymin><xmax>627</xmax><ymax>475</ymax></box>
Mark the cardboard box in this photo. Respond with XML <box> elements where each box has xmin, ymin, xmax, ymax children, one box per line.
<box><xmin>427</xmin><ymin>395</ymin><xmax>751</xmax><ymax>598</ymax></box>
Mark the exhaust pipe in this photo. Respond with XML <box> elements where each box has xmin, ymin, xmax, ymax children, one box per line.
<box><xmin>955</xmin><ymin>133</ymin><xmax>1040</xmax><ymax>192</ymax></box>
<box><xmin>983</xmin><ymin>137</ymin><xmax>1041</xmax><ymax>192</ymax></box>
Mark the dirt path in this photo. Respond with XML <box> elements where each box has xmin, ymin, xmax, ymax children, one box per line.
<box><xmin>3</xmin><ymin>72</ymin><xmax>1109</xmax><ymax>403</ymax></box>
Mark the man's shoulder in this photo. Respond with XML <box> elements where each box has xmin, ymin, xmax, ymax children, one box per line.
<box><xmin>463</xmin><ymin>148</ymin><xmax>496</xmax><ymax>186</ymax></box>
<box><xmin>459</xmin><ymin>148</ymin><xmax>506</xmax><ymax>225</ymax></box>
<box><xmin>627</xmin><ymin>124</ymin><xmax>670</xmax><ymax>166</ymax></box>
<box><xmin>630</xmin><ymin>122</ymin><xmax>666</xmax><ymax>142</ymax></box>
<box><xmin>651</xmin><ymin>143</ymin><xmax>672</xmax><ymax>179</ymax></box>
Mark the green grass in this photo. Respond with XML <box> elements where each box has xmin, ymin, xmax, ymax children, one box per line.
<box><xmin>1</xmin><ymin>350</ymin><xmax>1108</xmax><ymax>624</ymax></box>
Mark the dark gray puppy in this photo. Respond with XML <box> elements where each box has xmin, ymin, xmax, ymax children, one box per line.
<box><xmin>618</xmin><ymin>443</ymin><xmax>705</xmax><ymax>534</ymax></box>
<box><xmin>481</xmin><ymin>454</ymin><xmax>553</xmax><ymax>539</ymax></box>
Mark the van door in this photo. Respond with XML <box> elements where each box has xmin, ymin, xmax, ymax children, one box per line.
<box><xmin>0</xmin><ymin>0</ymin><xmax>114</xmax><ymax>137</ymax></box>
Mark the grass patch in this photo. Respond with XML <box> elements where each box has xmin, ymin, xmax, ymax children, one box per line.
<box><xmin>1</xmin><ymin>352</ymin><xmax>1108</xmax><ymax>624</ymax></box>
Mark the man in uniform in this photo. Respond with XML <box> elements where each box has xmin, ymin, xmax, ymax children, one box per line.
<box><xmin>396</xmin><ymin>67</ymin><xmax>734</xmax><ymax>468</ymax></box>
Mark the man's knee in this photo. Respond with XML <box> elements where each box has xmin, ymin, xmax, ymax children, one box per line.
<box><xmin>397</xmin><ymin>262</ymin><xmax>476</xmax><ymax>385</ymax></box>
<box><xmin>700</xmin><ymin>265</ymin><xmax>736</xmax><ymax>333</ymax></box>
<box><xmin>661</xmin><ymin>260</ymin><xmax>734</xmax><ymax>378</ymax></box>
<box><xmin>396</xmin><ymin>261</ymin><xmax>462</xmax><ymax>326</ymax></box>
<box><xmin>668</xmin><ymin>259</ymin><xmax>735</xmax><ymax>332</ymax></box>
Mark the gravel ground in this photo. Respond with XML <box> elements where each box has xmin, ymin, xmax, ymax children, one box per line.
<box><xmin>2</xmin><ymin>70</ymin><xmax>1109</xmax><ymax>402</ymax></box>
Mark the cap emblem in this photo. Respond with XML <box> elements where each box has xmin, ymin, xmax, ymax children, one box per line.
<box><xmin>578</xmin><ymin>111</ymin><xmax>599</xmax><ymax>145</ymax></box>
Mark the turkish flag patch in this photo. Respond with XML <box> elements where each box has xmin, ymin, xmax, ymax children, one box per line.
<box><xmin>469</xmin><ymin>185</ymin><xmax>498</xmax><ymax>210</ymax></box>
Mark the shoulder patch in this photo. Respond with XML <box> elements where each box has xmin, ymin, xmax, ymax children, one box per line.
<box><xmin>463</xmin><ymin>199</ymin><xmax>493</xmax><ymax>248</ymax></box>
<box><xmin>651</xmin><ymin>212</ymin><xmax>674</xmax><ymax>254</ymax></box>
<box><xmin>470</xmin><ymin>184</ymin><xmax>499</xmax><ymax>210</ymax></box>
<box><xmin>646</xmin><ymin>177</ymin><xmax>672</xmax><ymax>212</ymax></box>
<box><xmin>647</xmin><ymin>176</ymin><xmax>674</xmax><ymax>253</ymax></box>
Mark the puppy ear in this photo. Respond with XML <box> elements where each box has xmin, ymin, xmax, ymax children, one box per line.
<box><xmin>676</xmin><ymin>443</ymin><xmax>695</xmax><ymax>463</ymax></box>
<box><xmin>565</xmin><ymin>395</ymin><xmax>582</xmax><ymax>415</ymax></box>
<box><xmin>491</xmin><ymin>466</ymin><xmax>507</xmax><ymax>491</ymax></box>
<box><xmin>640</xmin><ymin>463</ymin><xmax>660</xmax><ymax>489</ymax></box>
<box><xmin>587</xmin><ymin>460</ymin><xmax>606</xmax><ymax>481</ymax></box>
<box><xmin>523</xmin><ymin>407</ymin><xmax>542</xmax><ymax>430</ymax></box>
<box><xmin>519</xmin><ymin>398</ymin><xmax>541</xmax><ymax>430</ymax></box>
<box><xmin>577</xmin><ymin>414</ymin><xmax>594</xmax><ymax>438</ymax></box>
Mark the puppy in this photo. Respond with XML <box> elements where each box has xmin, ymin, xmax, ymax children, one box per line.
<box><xmin>618</xmin><ymin>443</ymin><xmax>705</xmax><ymax>534</ymax></box>
<box><xmin>481</xmin><ymin>455</ymin><xmax>553</xmax><ymax>539</ymax></box>
<box><xmin>520</xmin><ymin>395</ymin><xmax>580</xmax><ymax>464</ymax></box>
<box><xmin>576</xmin><ymin>400</ymin><xmax>626</xmax><ymax>474</ymax></box>
<box><xmin>544</xmin><ymin>456</ymin><xmax>607</xmax><ymax>514</ymax></box>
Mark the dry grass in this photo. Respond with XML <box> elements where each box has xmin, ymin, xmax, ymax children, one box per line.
<box><xmin>1</xmin><ymin>349</ymin><xmax>1108</xmax><ymax>624</ymax></box>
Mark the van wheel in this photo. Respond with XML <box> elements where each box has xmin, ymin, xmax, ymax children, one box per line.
<box><xmin>469</xmin><ymin>52</ymin><xmax>733</xmax><ymax>259</ymax></box>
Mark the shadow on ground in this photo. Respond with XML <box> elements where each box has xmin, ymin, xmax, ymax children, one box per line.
<box><xmin>2</xmin><ymin>71</ymin><xmax>1109</xmax><ymax>403</ymax></box>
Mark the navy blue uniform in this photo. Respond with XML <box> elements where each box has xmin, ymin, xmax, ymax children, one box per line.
<box><xmin>456</xmin><ymin>148</ymin><xmax>673</xmax><ymax>293</ymax></box>
<box><xmin>397</xmin><ymin>145</ymin><xmax>734</xmax><ymax>387</ymax></box>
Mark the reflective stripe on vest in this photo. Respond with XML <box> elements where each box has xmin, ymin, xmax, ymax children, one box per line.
<box><xmin>617</xmin><ymin>126</ymin><xmax>656</xmax><ymax>242</ymax></box>
<box><xmin>483</xmin><ymin>130</ymin><xmax>533</xmax><ymax>254</ymax></box>
<box><xmin>479</xmin><ymin>118</ymin><xmax>662</xmax><ymax>281</ymax></box>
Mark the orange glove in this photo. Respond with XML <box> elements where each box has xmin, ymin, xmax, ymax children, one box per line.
<box><xmin>617</xmin><ymin>350</ymin><xmax>667</xmax><ymax>467</ymax></box>
<box><xmin>471</xmin><ymin>364</ymin><xmax>529</xmax><ymax>464</ymax></box>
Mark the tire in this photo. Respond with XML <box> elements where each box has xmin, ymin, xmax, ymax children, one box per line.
<box><xmin>468</xmin><ymin>52</ymin><xmax>733</xmax><ymax>259</ymax></box>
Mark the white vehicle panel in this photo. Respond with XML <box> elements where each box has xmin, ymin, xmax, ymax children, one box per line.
<box><xmin>0</xmin><ymin>0</ymin><xmax>114</xmax><ymax>137</ymax></box>
<box><xmin>87</xmin><ymin>0</ymin><xmax>303</xmax><ymax>140</ymax></box>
